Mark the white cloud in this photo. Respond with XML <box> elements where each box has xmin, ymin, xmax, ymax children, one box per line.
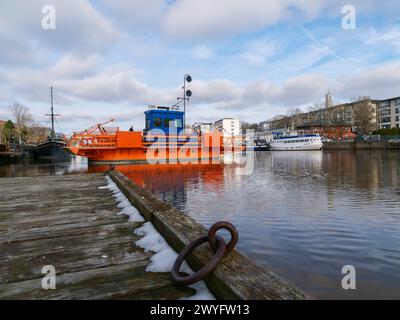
<box><xmin>50</xmin><ymin>0</ymin><xmax>119</xmax><ymax>52</ymax></box>
<box><xmin>0</xmin><ymin>0</ymin><xmax>119</xmax><ymax>67</ymax></box>
<box><xmin>4</xmin><ymin>64</ymin><xmax>154</xmax><ymax>105</ymax></box>
<box><xmin>0</xmin><ymin>0</ymin><xmax>399</xmax><ymax>132</ymax></box>
<box><xmin>58</xmin><ymin>67</ymin><xmax>152</xmax><ymax>104</ymax></box>
<box><xmin>335</xmin><ymin>61</ymin><xmax>400</xmax><ymax>100</ymax></box>
<box><xmin>99</xmin><ymin>0</ymin><xmax>166</xmax><ymax>29</ymax></box>
<box><xmin>362</xmin><ymin>26</ymin><xmax>400</xmax><ymax>52</ymax></box>
<box><xmin>192</xmin><ymin>45</ymin><xmax>214</xmax><ymax>60</ymax></box>
<box><xmin>3</xmin><ymin>58</ymin><xmax>399</xmax><ymax>121</ymax></box>
<box><xmin>161</xmin><ymin>0</ymin><xmax>327</xmax><ymax>40</ymax></box>
<box><xmin>190</xmin><ymin>80</ymin><xmax>241</xmax><ymax>104</ymax></box>
<box><xmin>241</xmin><ymin>40</ymin><xmax>278</xmax><ymax>66</ymax></box>
<box><xmin>49</xmin><ymin>55</ymin><xmax>101</xmax><ymax>78</ymax></box>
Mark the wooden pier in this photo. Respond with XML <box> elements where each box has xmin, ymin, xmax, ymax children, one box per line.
<box><xmin>0</xmin><ymin>173</ymin><xmax>195</xmax><ymax>299</ymax></box>
<box><xmin>0</xmin><ymin>172</ymin><xmax>307</xmax><ymax>300</ymax></box>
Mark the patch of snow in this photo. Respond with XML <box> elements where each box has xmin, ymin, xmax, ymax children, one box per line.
<box><xmin>104</xmin><ymin>176</ymin><xmax>144</xmax><ymax>223</ymax></box>
<box><xmin>184</xmin><ymin>282</ymin><xmax>216</xmax><ymax>300</ymax></box>
<box><xmin>104</xmin><ymin>175</ymin><xmax>214</xmax><ymax>300</ymax></box>
<box><xmin>134</xmin><ymin>222</ymin><xmax>215</xmax><ymax>300</ymax></box>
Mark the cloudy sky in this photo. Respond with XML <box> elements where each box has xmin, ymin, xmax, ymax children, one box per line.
<box><xmin>0</xmin><ymin>0</ymin><xmax>399</xmax><ymax>133</ymax></box>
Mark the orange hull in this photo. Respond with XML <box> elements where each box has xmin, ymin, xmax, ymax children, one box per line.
<box><xmin>67</xmin><ymin>130</ymin><xmax>226</xmax><ymax>164</ymax></box>
<box><xmin>67</xmin><ymin>146</ymin><xmax>222</xmax><ymax>163</ymax></box>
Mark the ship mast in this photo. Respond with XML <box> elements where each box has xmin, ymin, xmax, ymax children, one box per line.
<box><xmin>50</xmin><ymin>86</ymin><xmax>55</xmax><ymax>139</ymax></box>
<box><xmin>45</xmin><ymin>86</ymin><xmax>60</xmax><ymax>140</ymax></box>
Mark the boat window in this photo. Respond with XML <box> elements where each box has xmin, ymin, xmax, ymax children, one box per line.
<box><xmin>154</xmin><ymin>117</ymin><xmax>162</xmax><ymax>127</ymax></box>
<box><xmin>163</xmin><ymin>118</ymin><xmax>171</xmax><ymax>127</ymax></box>
<box><xmin>174</xmin><ymin>119</ymin><xmax>182</xmax><ymax>128</ymax></box>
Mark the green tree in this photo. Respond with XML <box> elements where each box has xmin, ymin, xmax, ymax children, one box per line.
<box><xmin>2</xmin><ymin>120</ymin><xmax>15</xmax><ymax>144</ymax></box>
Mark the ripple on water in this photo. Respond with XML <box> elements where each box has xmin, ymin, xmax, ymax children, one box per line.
<box><xmin>134</xmin><ymin>151</ymin><xmax>400</xmax><ymax>299</ymax></box>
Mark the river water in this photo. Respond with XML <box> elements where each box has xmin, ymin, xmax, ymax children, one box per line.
<box><xmin>1</xmin><ymin>150</ymin><xmax>399</xmax><ymax>299</ymax></box>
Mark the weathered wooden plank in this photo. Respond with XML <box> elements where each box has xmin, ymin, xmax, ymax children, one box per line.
<box><xmin>0</xmin><ymin>173</ymin><xmax>197</xmax><ymax>300</ymax></box>
<box><xmin>0</xmin><ymin>175</ymin><xmax>105</xmax><ymax>195</ymax></box>
<box><xmin>0</xmin><ymin>262</ymin><xmax>195</xmax><ymax>300</ymax></box>
<box><xmin>0</xmin><ymin>219</ymin><xmax>133</xmax><ymax>243</ymax></box>
<box><xmin>0</xmin><ymin>203</ymin><xmax>119</xmax><ymax>224</ymax></box>
<box><xmin>109</xmin><ymin>170</ymin><xmax>308</xmax><ymax>300</ymax></box>
<box><xmin>1</xmin><ymin>240</ymin><xmax>151</xmax><ymax>284</ymax></box>
<box><xmin>1</xmin><ymin>226</ymin><xmax>136</xmax><ymax>258</ymax></box>
<box><xmin>0</xmin><ymin>209</ymin><xmax>126</xmax><ymax>232</ymax></box>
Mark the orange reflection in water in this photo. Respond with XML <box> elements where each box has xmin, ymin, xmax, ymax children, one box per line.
<box><xmin>88</xmin><ymin>163</ymin><xmax>226</xmax><ymax>194</ymax></box>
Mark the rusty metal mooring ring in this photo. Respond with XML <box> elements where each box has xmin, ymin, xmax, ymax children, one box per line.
<box><xmin>171</xmin><ymin>235</ymin><xmax>226</xmax><ymax>286</ymax></box>
<box><xmin>208</xmin><ymin>221</ymin><xmax>238</xmax><ymax>256</ymax></box>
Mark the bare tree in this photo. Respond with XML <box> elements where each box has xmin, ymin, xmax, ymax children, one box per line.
<box><xmin>28</xmin><ymin>120</ymin><xmax>49</xmax><ymax>144</ymax></box>
<box><xmin>241</xmin><ymin>121</ymin><xmax>261</xmax><ymax>132</ymax></box>
<box><xmin>268</xmin><ymin>114</ymin><xmax>291</xmax><ymax>130</ymax></box>
<box><xmin>286</xmin><ymin>107</ymin><xmax>303</xmax><ymax>129</ymax></box>
<box><xmin>352</xmin><ymin>100</ymin><xmax>375</xmax><ymax>134</ymax></box>
<box><xmin>9</xmin><ymin>103</ymin><xmax>33</xmax><ymax>144</ymax></box>
<box><xmin>308</xmin><ymin>103</ymin><xmax>326</xmax><ymax>125</ymax></box>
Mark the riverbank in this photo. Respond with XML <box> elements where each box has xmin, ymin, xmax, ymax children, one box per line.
<box><xmin>0</xmin><ymin>144</ymin><xmax>38</xmax><ymax>165</ymax></box>
<box><xmin>0</xmin><ymin>151</ymin><xmax>24</xmax><ymax>164</ymax></box>
<box><xmin>324</xmin><ymin>140</ymin><xmax>400</xmax><ymax>150</ymax></box>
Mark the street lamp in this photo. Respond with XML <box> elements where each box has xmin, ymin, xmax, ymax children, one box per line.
<box><xmin>172</xmin><ymin>74</ymin><xmax>193</xmax><ymax>128</ymax></box>
<box><xmin>181</xmin><ymin>74</ymin><xmax>192</xmax><ymax>128</ymax></box>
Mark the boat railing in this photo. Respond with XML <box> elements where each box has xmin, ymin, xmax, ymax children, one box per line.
<box><xmin>68</xmin><ymin>130</ymin><xmax>245</xmax><ymax>150</ymax></box>
<box><xmin>142</xmin><ymin>134</ymin><xmax>203</xmax><ymax>148</ymax></box>
<box><xmin>68</xmin><ymin>133</ymin><xmax>118</xmax><ymax>149</ymax></box>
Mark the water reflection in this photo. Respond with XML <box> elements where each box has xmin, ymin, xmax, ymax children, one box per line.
<box><xmin>0</xmin><ymin>156</ymin><xmax>89</xmax><ymax>177</ymax></box>
<box><xmin>1</xmin><ymin>151</ymin><xmax>399</xmax><ymax>299</ymax></box>
<box><xmin>115</xmin><ymin>151</ymin><xmax>400</xmax><ymax>299</ymax></box>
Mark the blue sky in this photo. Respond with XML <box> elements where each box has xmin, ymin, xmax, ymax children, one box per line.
<box><xmin>0</xmin><ymin>0</ymin><xmax>399</xmax><ymax>134</ymax></box>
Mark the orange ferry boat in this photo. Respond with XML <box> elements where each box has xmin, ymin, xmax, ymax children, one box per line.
<box><xmin>66</xmin><ymin>105</ymin><xmax>231</xmax><ymax>164</ymax></box>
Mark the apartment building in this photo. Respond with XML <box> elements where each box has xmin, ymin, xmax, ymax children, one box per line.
<box><xmin>214</xmin><ymin>118</ymin><xmax>240</xmax><ymax>137</ymax></box>
<box><xmin>265</xmin><ymin>98</ymin><xmax>378</xmax><ymax>132</ymax></box>
<box><xmin>376</xmin><ymin>97</ymin><xmax>400</xmax><ymax>129</ymax></box>
<box><xmin>192</xmin><ymin>122</ymin><xmax>213</xmax><ymax>134</ymax></box>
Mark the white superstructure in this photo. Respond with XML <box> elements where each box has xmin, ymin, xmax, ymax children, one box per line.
<box><xmin>270</xmin><ymin>134</ymin><xmax>323</xmax><ymax>151</ymax></box>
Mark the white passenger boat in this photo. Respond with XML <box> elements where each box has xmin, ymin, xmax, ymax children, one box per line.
<box><xmin>270</xmin><ymin>134</ymin><xmax>323</xmax><ymax>151</ymax></box>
